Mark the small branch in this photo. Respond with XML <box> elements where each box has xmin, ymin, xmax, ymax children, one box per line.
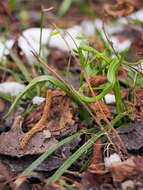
<box><xmin>19</xmin><ymin>90</ymin><xmax>52</xmax><ymax>149</ymax></box>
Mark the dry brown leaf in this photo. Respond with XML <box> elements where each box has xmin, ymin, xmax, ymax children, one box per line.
<box><xmin>24</xmin><ymin>89</ymin><xmax>77</xmax><ymax>138</ymax></box>
<box><xmin>89</xmin><ymin>35</ymin><xmax>105</xmax><ymax>51</ymax></box>
<box><xmin>0</xmin><ymin>116</ymin><xmax>58</xmax><ymax>157</ymax></box>
<box><xmin>111</xmin><ymin>156</ymin><xmax>143</xmax><ymax>183</ymax></box>
<box><xmin>0</xmin><ymin>98</ymin><xmax>5</xmax><ymax>113</ymax></box>
<box><xmin>104</xmin><ymin>1</ymin><xmax>134</xmax><ymax>17</ymax></box>
<box><xmin>88</xmin><ymin>75</ymin><xmax>107</xmax><ymax>88</ymax></box>
<box><xmin>111</xmin><ymin>157</ymin><xmax>137</xmax><ymax>182</ymax></box>
<box><xmin>90</xmin><ymin>100</ymin><xmax>112</xmax><ymax>122</ymax></box>
<box><xmin>118</xmin><ymin>67</ymin><xmax>128</xmax><ymax>80</ymax></box>
<box><xmin>80</xmin><ymin>171</ymin><xmax>112</xmax><ymax>189</ymax></box>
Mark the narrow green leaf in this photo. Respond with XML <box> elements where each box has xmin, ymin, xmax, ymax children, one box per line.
<box><xmin>79</xmin><ymin>44</ymin><xmax>110</xmax><ymax>63</ymax></box>
<box><xmin>47</xmin><ymin>132</ymin><xmax>102</xmax><ymax>184</ymax></box>
<box><xmin>8</xmin><ymin>0</ymin><xmax>16</xmax><ymax>12</ymax></box>
<box><xmin>8</xmin><ymin>50</ymin><xmax>32</xmax><ymax>82</ymax></box>
<box><xmin>51</xmin><ymin>30</ymin><xmax>60</xmax><ymax>36</ymax></box>
<box><xmin>57</xmin><ymin>0</ymin><xmax>72</xmax><ymax>17</ymax></box>
<box><xmin>5</xmin><ymin>72</ymin><xmax>121</xmax><ymax>118</ymax></box>
<box><xmin>23</xmin><ymin>129</ymin><xmax>95</xmax><ymax>175</ymax></box>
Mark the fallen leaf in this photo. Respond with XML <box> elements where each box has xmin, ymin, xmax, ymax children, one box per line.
<box><xmin>0</xmin><ymin>103</ymin><xmax>24</xmax><ymax>133</ymax></box>
<box><xmin>0</xmin><ymin>116</ymin><xmax>58</xmax><ymax>157</ymax></box>
<box><xmin>104</xmin><ymin>1</ymin><xmax>134</xmax><ymax>17</ymax></box>
<box><xmin>80</xmin><ymin>171</ymin><xmax>112</xmax><ymax>189</ymax></box>
<box><xmin>89</xmin><ymin>75</ymin><xmax>107</xmax><ymax>87</ymax></box>
<box><xmin>117</xmin><ymin>122</ymin><xmax>143</xmax><ymax>151</ymax></box>
<box><xmin>24</xmin><ymin>89</ymin><xmax>77</xmax><ymax>138</ymax></box>
<box><xmin>90</xmin><ymin>100</ymin><xmax>112</xmax><ymax>122</ymax></box>
<box><xmin>111</xmin><ymin>156</ymin><xmax>137</xmax><ymax>182</ymax></box>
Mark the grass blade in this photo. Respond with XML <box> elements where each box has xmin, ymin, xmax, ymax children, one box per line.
<box><xmin>5</xmin><ymin>66</ymin><xmax>124</xmax><ymax>118</ymax></box>
<box><xmin>22</xmin><ymin>129</ymin><xmax>95</xmax><ymax>175</ymax></box>
<box><xmin>79</xmin><ymin>44</ymin><xmax>110</xmax><ymax>63</ymax></box>
<box><xmin>0</xmin><ymin>65</ymin><xmax>22</xmax><ymax>82</ymax></box>
<box><xmin>47</xmin><ymin>132</ymin><xmax>102</xmax><ymax>184</ymax></box>
<box><xmin>8</xmin><ymin>49</ymin><xmax>32</xmax><ymax>82</ymax></box>
<box><xmin>4</xmin><ymin>75</ymin><xmax>75</xmax><ymax>118</ymax></box>
<box><xmin>8</xmin><ymin>0</ymin><xmax>16</xmax><ymax>12</ymax></box>
<box><xmin>57</xmin><ymin>0</ymin><xmax>72</xmax><ymax>17</ymax></box>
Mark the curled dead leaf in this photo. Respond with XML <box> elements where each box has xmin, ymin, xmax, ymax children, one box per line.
<box><xmin>104</xmin><ymin>1</ymin><xmax>134</xmax><ymax>17</ymax></box>
<box><xmin>89</xmin><ymin>75</ymin><xmax>107</xmax><ymax>88</ymax></box>
<box><xmin>117</xmin><ymin>121</ymin><xmax>143</xmax><ymax>150</ymax></box>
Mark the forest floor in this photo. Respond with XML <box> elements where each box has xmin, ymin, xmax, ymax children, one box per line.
<box><xmin>1</xmin><ymin>0</ymin><xmax>143</xmax><ymax>189</ymax></box>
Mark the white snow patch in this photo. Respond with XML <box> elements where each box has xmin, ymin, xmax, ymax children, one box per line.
<box><xmin>18</xmin><ymin>26</ymin><xmax>83</xmax><ymax>64</ymax></box>
<box><xmin>117</xmin><ymin>17</ymin><xmax>128</xmax><ymax>25</ymax></box>
<box><xmin>1</xmin><ymin>9</ymin><xmax>143</xmax><ymax>64</ymax></box>
<box><xmin>49</xmin><ymin>25</ymin><xmax>82</xmax><ymax>51</ymax></box>
<box><xmin>104</xmin><ymin>153</ymin><xmax>122</xmax><ymax>169</ymax></box>
<box><xmin>81</xmin><ymin>20</ymin><xmax>95</xmax><ymax>36</ymax></box>
<box><xmin>129</xmin><ymin>9</ymin><xmax>143</xmax><ymax>22</ymax></box>
<box><xmin>93</xmin><ymin>18</ymin><xmax>124</xmax><ymax>35</ymax></box>
<box><xmin>32</xmin><ymin>96</ymin><xmax>45</xmax><ymax>105</ymax></box>
<box><xmin>104</xmin><ymin>94</ymin><xmax>116</xmax><ymax>104</ymax></box>
<box><xmin>106</xmin><ymin>23</ymin><xmax>124</xmax><ymax>35</ymax></box>
<box><xmin>0</xmin><ymin>82</ymin><xmax>25</xmax><ymax>96</ymax></box>
<box><xmin>110</xmin><ymin>36</ymin><xmax>131</xmax><ymax>52</ymax></box>
<box><xmin>18</xmin><ymin>28</ymin><xmax>52</xmax><ymax>64</ymax></box>
<box><xmin>93</xmin><ymin>19</ymin><xmax>103</xmax><ymax>31</ymax></box>
<box><xmin>0</xmin><ymin>40</ymin><xmax>15</xmax><ymax>60</ymax></box>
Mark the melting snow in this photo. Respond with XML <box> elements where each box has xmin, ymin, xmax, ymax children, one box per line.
<box><xmin>104</xmin><ymin>153</ymin><xmax>122</xmax><ymax>169</ymax></box>
<box><xmin>0</xmin><ymin>40</ymin><xmax>15</xmax><ymax>60</ymax></box>
<box><xmin>1</xmin><ymin>9</ymin><xmax>143</xmax><ymax>65</ymax></box>
<box><xmin>0</xmin><ymin>82</ymin><xmax>25</xmax><ymax>96</ymax></box>
<box><xmin>104</xmin><ymin>94</ymin><xmax>116</xmax><ymax>104</ymax></box>
<box><xmin>32</xmin><ymin>96</ymin><xmax>45</xmax><ymax>105</ymax></box>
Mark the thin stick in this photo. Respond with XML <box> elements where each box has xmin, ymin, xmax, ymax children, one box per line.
<box><xmin>32</xmin><ymin>51</ymin><xmax>97</xmax><ymax>120</ymax></box>
<box><xmin>19</xmin><ymin>90</ymin><xmax>52</xmax><ymax>149</ymax></box>
<box><xmin>85</xmin><ymin>75</ymin><xmax>127</xmax><ymax>155</ymax></box>
<box><xmin>32</xmin><ymin>52</ymin><xmax>127</xmax><ymax>155</ymax></box>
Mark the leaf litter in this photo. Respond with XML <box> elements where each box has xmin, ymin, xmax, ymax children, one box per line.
<box><xmin>1</xmin><ymin>0</ymin><xmax>143</xmax><ymax>189</ymax></box>
<box><xmin>0</xmin><ymin>88</ymin><xmax>78</xmax><ymax>157</ymax></box>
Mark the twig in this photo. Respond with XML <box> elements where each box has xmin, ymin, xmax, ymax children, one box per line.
<box><xmin>19</xmin><ymin>90</ymin><xmax>52</xmax><ymax>149</ymax></box>
<box><xmin>32</xmin><ymin>53</ymin><xmax>106</xmax><ymax>128</ymax></box>
<box><xmin>85</xmin><ymin>74</ymin><xmax>127</xmax><ymax>155</ymax></box>
<box><xmin>32</xmin><ymin>52</ymin><xmax>127</xmax><ymax>155</ymax></box>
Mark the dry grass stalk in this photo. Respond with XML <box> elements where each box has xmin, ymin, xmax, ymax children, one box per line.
<box><xmin>85</xmin><ymin>74</ymin><xmax>127</xmax><ymax>155</ymax></box>
<box><xmin>32</xmin><ymin>52</ymin><xmax>127</xmax><ymax>155</ymax></box>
